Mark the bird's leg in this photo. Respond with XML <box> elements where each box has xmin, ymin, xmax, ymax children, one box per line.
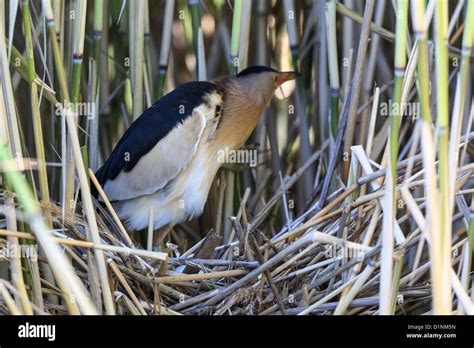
<box><xmin>153</xmin><ymin>224</ymin><xmax>173</xmax><ymax>246</ymax></box>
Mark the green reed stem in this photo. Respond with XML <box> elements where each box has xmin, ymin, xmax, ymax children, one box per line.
<box><xmin>71</xmin><ymin>0</ymin><xmax>87</xmax><ymax>105</ymax></box>
<box><xmin>382</xmin><ymin>0</ymin><xmax>408</xmax><ymax>315</ymax></box>
<box><xmin>89</xmin><ymin>0</ymin><xmax>103</xmax><ymax>171</ymax></box>
<box><xmin>22</xmin><ymin>0</ymin><xmax>52</xmax><ymax>225</ymax></box>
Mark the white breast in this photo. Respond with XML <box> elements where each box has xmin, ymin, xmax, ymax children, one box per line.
<box><xmin>112</xmin><ymin>108</ymin><xmax>222</xmax><ymax>231</ymax></box>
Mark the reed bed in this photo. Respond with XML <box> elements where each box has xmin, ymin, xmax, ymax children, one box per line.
<box><xmin>0</xmin><ymin>0</ymin><xmax>473</xmax><ymax>315</ymax></box>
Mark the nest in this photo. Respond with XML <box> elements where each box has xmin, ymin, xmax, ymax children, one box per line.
<box><xmin>1</xmin><ymin>130</ymin><xmax>473</xmax><ymax>315</ymax></box>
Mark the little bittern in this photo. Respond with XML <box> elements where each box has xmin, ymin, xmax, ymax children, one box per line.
<box><xmin>92</xmin><ymin>66</ymin><xmax>299</xmax><ymax>237</ymax></box>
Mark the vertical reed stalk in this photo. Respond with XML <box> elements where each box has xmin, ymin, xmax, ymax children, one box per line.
<box><xmin>63</xmin><ymin>107</ymin><xmax>116</xmax><ymax>314</ymax></box>
<box><xmin>341</xmin><ymin>0</ymin><xmax>375</xmax><ymax>182</ymax></box>
<box><xmin>229</xmin><ymin>0</ymin><xmax>243</xmax><ymax>75</ymax></box>
<box><xmin>283</xmin><ymin>0</ymin><xmax>313</xmax><ymax>202</ymax></box>
<box><xmin>23</xmin><ymin>4</ymin><xmax>59</xmax><ymax>304</ymax></box>
<box><xmin>451</xmin><ymin>6</ymin><xmax>474</xmax><ymax>310</ymax></box>
<box><xmin>358</xmin><ymin>0</ymin><xmax>386</xmax><ymax>149</ymax></box>
<box><xmin>449</xmin><ymin>0</ymin><xmax>474</xmax><ymax>205</ymax></box>
<box><xmin>188</xmin><ymin>0</ymin><xmax>205</xmax><ymax>79</ymax></box>
<box><xmin>381</xmin><ymin>0</ymin><xmax>408</xmax><ymax>315</ymax></box>
<box><xmin>143</xmin><ymin>0</ymin><xmax>153</xmax><ymax>99</ymax></box>
<box><xmin>222</xmin><ymin>0</ymin><xmax>244</xmax><ymax>242</ymax></box>
<box><xmin>238</xmin><ymin>0</ymin><xmax>252</xmax><ymax>69</ymax></box>
<box><xmin>130</xmin><ymin>0</ymin><xmax>145</xmax><ymax>119</ymax></box>
<box><xmin>0</xmin><ymin>3</ymin><xmax>22</xmax><ymax>159</ymax></box>
<box><xmin>71</xmin><ymin>0</ymin><xmax>87</xmax><ymax>105</ymax></box>
<box><xmin>434</xmin><ymin>0</ymin><xmax>452</xmax><ymax>314</ymax></box>
<box><xmin>22</xmin><ymin>0</ymin><xmax>52</xmax><ymax>226</ymax></box>
<box><xmin>316</xmin><ymin>0</ymin><xmax>329</xmax><ymax>144</ymax></box>
<box><xmin>89</xmin><ymin>0</ymin><xmax>103</xmax><ymax>171</ymax></box>
<box><xmin>156</xmin><ymin>0</ymin><xmax>175</xmax><ymax>98</ymax></box>
<box><xmin>42</xmin><ymin>0</ymin><xmax>74</xmax><ymax>216</ymax></box>
<box><xmin>411</xmin><ymin>0</ymin><xmax>449</xmax><ymax>314</ymax></box>
<box><xmin>326</xmin><ymin>0</ymin><xmax>340</xmax><ymax>140</ymax></box>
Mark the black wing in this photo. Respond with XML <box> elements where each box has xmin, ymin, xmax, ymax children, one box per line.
<box><xmin>92</xmin><ymin>81</ymin><xmax>216</xmax><ymax>199</ymax></box>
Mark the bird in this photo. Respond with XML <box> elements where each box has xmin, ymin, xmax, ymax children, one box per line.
<box><xmin>92</xmin><ymin>66</ymin><xmax>300</xmax><ymax>241</ymax></box>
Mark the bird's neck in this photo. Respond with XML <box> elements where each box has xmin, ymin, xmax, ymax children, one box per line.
<box><xmin>214</xmin><ymin>78</ymin><xmax>267</xmax><ymax>150</ymax></box>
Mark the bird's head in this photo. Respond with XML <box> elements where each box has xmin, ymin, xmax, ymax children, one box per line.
<box><xmin>215</xmin><ymin>66</ymin><xmax>300</xmax><ymax>150</ymax></box>
<box><xmin>231</xmin><ymin>66</ymin><xmax>300</xmax><ymax>107</ymax></box>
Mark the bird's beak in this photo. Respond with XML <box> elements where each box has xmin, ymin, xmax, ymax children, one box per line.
<box><xmin>276</xmin><ymin>71</ymin><xmax>301</xmax><ymax>85</ymax></box>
